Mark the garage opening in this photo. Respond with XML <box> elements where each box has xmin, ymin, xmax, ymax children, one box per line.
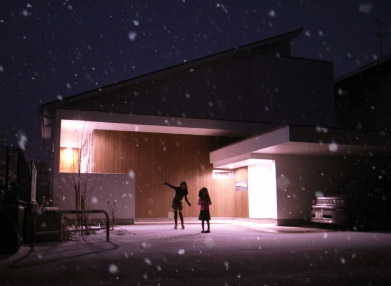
<box><xmin>248</xmin><ymin>160</ymin><xmax>277</xmax><ymax>219</ymax></box>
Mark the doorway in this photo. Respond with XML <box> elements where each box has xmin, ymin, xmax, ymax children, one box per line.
<box><xmin>248</xmin><ymin>160</ymin><xmax>277</xmax><ymax>219</ymax></box>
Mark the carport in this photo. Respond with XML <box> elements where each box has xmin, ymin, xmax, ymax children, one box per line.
<box><xmin>210</xmin><ymin>125</ymin><xmax>391</xmax><ymax>225</ymax></box>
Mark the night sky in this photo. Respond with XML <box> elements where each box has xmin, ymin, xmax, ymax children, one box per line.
<box><xmin>1</xmin><ymin>0</ymin><xmax>390</xmax><ymax>161</ymax></box>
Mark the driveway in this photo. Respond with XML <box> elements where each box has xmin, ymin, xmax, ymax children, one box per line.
<box><xmin>1</xmin><ymin>220</ymin><xmax>391</xmax><ymax>285</ymax></box>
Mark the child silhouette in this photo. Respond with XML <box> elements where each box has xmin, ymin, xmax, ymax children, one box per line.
<box><xmin>198</xmin><ymin>187</ymin><xmax>212</xmax><ymax>233</ymax></box>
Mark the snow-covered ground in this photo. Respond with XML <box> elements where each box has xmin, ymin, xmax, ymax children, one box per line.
<box><xmin>1</xmin><ymin>220</ymin><xmax>391</xmax><ymax>285</ymax></box>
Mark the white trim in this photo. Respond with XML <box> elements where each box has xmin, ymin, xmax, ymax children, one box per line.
<box><xmin>210</xmin><ymin>125</ymin><xmax>391</xmax><ymax>167</ymax></box>
<box><xmin>56</xmin><ymin>109</ymin><xmax>269</xmax><ymax>137</ymax></box>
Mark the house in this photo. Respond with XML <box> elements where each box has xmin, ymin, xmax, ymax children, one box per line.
<box><xmin>0</xmin><ymin>147</ymin><xmax>33</xmax><ymax>204</ymax></box>
<box><xmin>335</xmin><ymin>55</ymin><xmax>391</xmax><ymax>132</ymax></box>
<box><xmin>40</xmin><ymin>29</ymin><xmax>391</xmax><ymax>226</ymax></box>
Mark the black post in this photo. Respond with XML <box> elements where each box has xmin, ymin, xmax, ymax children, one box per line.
<box><xmin>5</xmin><ymin>147</ymin><xmax>9</xmax><ymax>191</ymax></box>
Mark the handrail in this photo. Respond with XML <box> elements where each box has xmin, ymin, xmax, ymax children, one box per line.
<box><xmin>32</xmin><ymin>209</ymin><xmax>110</xmax><ymax>248</ymax></box>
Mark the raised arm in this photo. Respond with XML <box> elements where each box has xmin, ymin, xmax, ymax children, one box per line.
<box><xmin>164</xmin><ymin>182</ymin><xmax>176</xmax><ymax>190</ymax></box>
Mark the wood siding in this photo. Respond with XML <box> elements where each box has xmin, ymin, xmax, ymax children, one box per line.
<box><xmin>234</xmin><ymin>167</ymin><xmax>249</xmax><ymax>217</ymax></box>
<box><xmin>92</xmin><ymin>130</ymin><xmax>249</xmax><ymax>218</ymax></box>
<box><xmin>59</xmin><ymin>147</ymin><xmax>80</xmax><ymax>173</ymax></box>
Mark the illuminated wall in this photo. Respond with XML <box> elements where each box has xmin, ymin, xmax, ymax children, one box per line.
<box><xmin>59</xmin><ymin>147</ymin><xmax>80</xmax><ymax>173</ymax></box>
<box><xmin>55</xmin><ymin>119</ymin><xmax>249</xmax><ymax>221</ymax></box>
<box><xmin>248</xmin><ymin>161</ymin><xmax>277</xmax><ymax>219</ymax></box>
<box><xmin>92</xmin><ymin>130</ymin><xmax>247</xmax><ymax>219</ymax></box>
<box><xmin>59</xmin><ymin>120</ymin><xmax>92</xmax><ymax>174</ymax></box>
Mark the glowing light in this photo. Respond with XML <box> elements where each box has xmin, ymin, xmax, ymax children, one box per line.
<box><xmin>64</xmin><ymin>148</ymin><xmax>73</xmax><ymax>161</ymax></box>
<box><xmin>59</xmin><ymin>147</ymin><xmax>80</xmax><ymax>173</ymax></box>
<box><xmin>248</xmin><ymin>160</ymin><xmax>277</xmax><ymax>219</ymax></box>
<box><xmin>212</xmin><ymin>169</ymin><xmax>233</xmax><ymax>179</ymax></box>
<box><xmin>61</xmin><ymin>119</ymin><xmax>86</xmax><ymax>130</ymax></box>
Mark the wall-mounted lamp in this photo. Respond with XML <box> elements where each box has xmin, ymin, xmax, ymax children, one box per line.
<box><xmin>212</xmin><ymin>169</ymin><xmax>233</xmax><ymax>179</ymax></box>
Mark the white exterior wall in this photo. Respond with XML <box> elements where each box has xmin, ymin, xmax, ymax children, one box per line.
<box><xmin>52</xmin><ymin>111</ymin><xmax>136</xmax><ymax>224</ymax></box>
<box><xmin>53</xmin><ymin>173</ymin><xmax>135</xmax><ymax>224</ymax></box>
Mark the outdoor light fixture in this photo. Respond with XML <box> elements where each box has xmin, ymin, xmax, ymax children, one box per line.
<box><xmin>63</xmin><ymin>147</ymin><xmax>74</xmax><ymax>162</ymax></box>
<box><xmin>212</xmin><ymin>169</ymin><xmax>233</xmax><ymax>179</ymax></box>
<box><xmin>59</xmin><ymin>147</ymin><xmax>80</xmax><ymax>173</ymax></box>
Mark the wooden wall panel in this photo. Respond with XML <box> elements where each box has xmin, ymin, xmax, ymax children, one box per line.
<box><xmin>234</xmin><ymin>167</ymin><xmax>249</xmax><ymax>217</ymax></box>
<box><xmin>59</xmin><ymin>147</ymin><xmax>80</xmax><ymax>173</ymax></box>
<box><xmin>92</xmin><ymin>130</ymin><xmax>249</xmax><ymax>219</ymax></box>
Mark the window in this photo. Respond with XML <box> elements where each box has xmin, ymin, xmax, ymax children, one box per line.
<box><xmin>59</xmin><ymin>147</ymin><xmax>80</xmax><ymax>173</ymax></box>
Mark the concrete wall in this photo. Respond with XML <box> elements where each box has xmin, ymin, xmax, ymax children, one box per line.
<box><xmin>247</xmin><ymin>153</ymin><xmax>389</xmax><ymax>226</ymax></box>
<box><xmin>53</xmin><ymin>173</ymin><xmax>135</xmax><ymax>224</ymax></box>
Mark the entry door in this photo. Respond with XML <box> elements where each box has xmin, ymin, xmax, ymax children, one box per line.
<box><xmin>248</xmin><ymin>160</ymin><xmax>277</xmax><ymax>219</ymax></box>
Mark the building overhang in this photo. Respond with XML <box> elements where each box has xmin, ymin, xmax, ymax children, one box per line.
<box><xmin>210</xmin><ymin>125</ymin><xmax>391</xmax><ymax>169</ymax></box>
<box><xmin>57</xmin><ymin>109</ymin><xmax>271</xmax><ymax>138</ymax></box>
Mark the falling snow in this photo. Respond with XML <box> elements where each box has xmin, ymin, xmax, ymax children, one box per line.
<box><xmin>359</xmin><ymin>2</ymin><xmax>374</xmax><ymax>14</ymax></box>
<box><xmin>17</xmin><ymin>131</ymin><xmax>27</xmax><ymax>150</ymax></box>
<box><xmin>128</xmin><ymin>170</ymin><xmax>135</xmax><ymax>179</ymax></box>
<box><xmin>108</xmin><ymin>263</ymin><xmax>119</xmax><ymax>274</ymax></box>
<box><xmin>91</xmin><ymin>196</ymin><xmax>98</xmax><ymax>204</ymax></box>
<box><xmin>204</xmin><ymin>237</ymin><xmax>215</xmax><ymax>248</ymax></box>
<box><xmin>128</xmin><ymin>31</ymin><xmax>137</xmax><ymax>41</ymax></box>
<box><xmin>144</xmin><ymin>258</ymin><xmax>152</xmax><ymax>265</ymax></box>
<box><xmin>1</xmin><ymin>1</ymin><xmax>391</xmax><ymax>283</ymax></box>
<box><xmin>268</xmin><ymin>9</ymin><xmax>276</xmax><ymax>17</ymax></box>
<box><xmin>328</xmin><ymin>142</ymin><xmax>338</xmax><ymax>152</ymax></box>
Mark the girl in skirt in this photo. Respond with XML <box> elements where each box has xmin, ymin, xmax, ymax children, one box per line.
<box><xmin>164</xmin><ymin>181</ymin><xmax>191</xmax><ymax>229</ymax></box>
<box><xmin>198</xmin><ymin>187</ymin><xmax>212</xmax><ymax>233</ymax></box>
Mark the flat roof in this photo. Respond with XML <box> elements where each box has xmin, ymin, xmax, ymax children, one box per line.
<box><xmin>210</xmin><ymin>125</ymin><xmax>391</xmax><ymax>168</ymax></box>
